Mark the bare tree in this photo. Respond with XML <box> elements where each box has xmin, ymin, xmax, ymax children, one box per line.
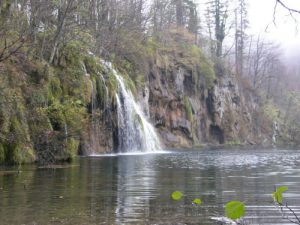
<box><xmin>49</xmin><ymin>0</ymin><xmax>76</xmax><ymax>64</ymax></box>
<box><xmin>0</xmin><ymin>1</ymin><xmax>27</xmax><ymax>62</ymax></box>
<box><xmin>205</xmin><ymin>0</ymin><xmax>229</xmax><ymax>58</ymax></box>
<box><xmin>234</xmin><ymin>0</ymin><xmax>248</xmax><ymax>76</ymax></box>
<box><xmin>245</xmin><ymin>36</ymin><xmax>282</xmax><ymax>91</ymax></box>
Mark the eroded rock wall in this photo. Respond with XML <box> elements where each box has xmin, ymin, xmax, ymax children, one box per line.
<box><xmin>147</xmin><ymin>62</ymin><xmax>268</xmax><ymax>147</ymax></box>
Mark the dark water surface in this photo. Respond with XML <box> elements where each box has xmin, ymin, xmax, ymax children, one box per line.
<box><xmin>1</xmin><ymin>148</ymin><xmax>300</xmax><ymax>225</ymax></box>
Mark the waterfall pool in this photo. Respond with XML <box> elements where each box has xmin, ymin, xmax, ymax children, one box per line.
<box><xmin>90</xmin><ymin>151</ymin><xmax>169</xmax><ymax>157</ymax></box>
<box><xmin>1</xmin><ymin>148</ymin><xmax>300</xmax><ymax>224</ymax></box>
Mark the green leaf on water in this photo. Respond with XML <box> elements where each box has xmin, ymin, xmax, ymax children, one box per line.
<box><xmin>193</xmin><ymin>198</ymin><xmax>202</xmax><ymax>205</ymax></box>
<box><xmin>172</xmin><ymin>191</ymin><xmax>183</xmax><ymax>201</ymax></box>
<box><xmin>225</xmin><ymin>201</ymin><xmax>245</xmax><ymax>220</ymax></box>
<box><xmin>273</xmin><ymin>186</ymin><xmax>288</xmax><ymax>204</ymax></box>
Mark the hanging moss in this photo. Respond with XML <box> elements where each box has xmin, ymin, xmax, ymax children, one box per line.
<box><xmin>58</xmin><ymin>46</ymin><xmax>89</xmax><ymax>101</ymax></box>
<box><xmin>84</xmin><ymin>55</ymin><xmax>105</xmax><ymax>75</ymax></box>
<box><xmin>124</xmin><ymin>77</ymin><xmax>137</xmax><ymax>97</ymax></box>
<box><xmin>28</xmin><ymin>60</ymin><xmax>51</xmax><ymax>84</ymax></box>
<box><xmin>44</xmin><ymin>99</ymin><xmax>86</xmax><ymax>163</ymax></box>
<box><xmin>6</xmin><ymin>144</ymin><xmax>36</xmax><ymax>165</ymax></box>
<box><xmin>95</xmin><ymin>76</ymin><xmax>107</xmax><ymax>108</ymax></box>
<box><xmin>63</xmin><ymin>101</ymin><xmax>88</xmax><ymax>134</ymax></box>
<box><xmin>66</xmin><ymin>138</ymin><xmax>80</xmax><ymax>160</ymax></box>
<box><xmin>48</xmin><ymin>76</ymin><xmax>62</xmax><ymax>101</ymax></box>
<box><xmin>22</xmin><ymin>147</ymin><xmax>36</xmax><ymax>163</ymax></box>
<box><xmin>0</xmin><ymin>79</ymin><xmax>35</xmax><ymax>165</ymax></box>
<box><xmin>5</xmin><ymin>143</ymin><xmax>21</xmax><ymax>165</ymax></box>
<box><xmin>0</xmin><ymin>144</ymin><xmax>5</xmax><ymax>164</ymax></box>
<box><xmin>199</xmin><ymin>61</ymin><xmax>216</xmax><ymax>88</ymax></box>
<box><xmin>184</xmin><ymin>96</ymin><xmax>194</xmax><ymax>122</ymax></box>
<box><xmin>136</xmin><ymin>74</ymin><xmax>146</xmax><ymax>89</ymax></box>
<box><xmin>29</xmin><ymin>88</ymin><xmax>48</xmax><ymax>107</ymax></box>
<box><xmin>82</xmin><ymin>76</ymin><xmax>93</xmax><ymax>105</ymax></box>
<box><xmin>30</xmin><ymin>108</ymin><xmax>52</xmax><ymax>130</ymax></box>
<box><xmin>3</xmin><ymin>142</ymin><xmax>35</xmax><ymax>165</ymax></box>
<box><xmin>189</xmin><ymin>45</ymin><xmax>216</xmax><ymax>89</ymax></box>
<box><xmin>47</xmin><ymin>100</ymin><xmax>66</xmax><ymax>131</ymax></box>
<box><xmin>0</xmin><ymin>105</ymin><xmax>10</xmax><ymax>135</ymax></box>
<box><xmin>107</xmin><ymin>72</ymin><xmax>118</xmax><ymax>96</ymax></box>
<box><xmin>11</xmin><ymin>101</ymin><xmax>31</xmax><ymax>141</ymax></box>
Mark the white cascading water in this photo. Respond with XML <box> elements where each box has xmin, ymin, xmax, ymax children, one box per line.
<box><xmin>104</xmin><ymin>62</ymin><xmax>162</xmax><ymax>153</ymax></box>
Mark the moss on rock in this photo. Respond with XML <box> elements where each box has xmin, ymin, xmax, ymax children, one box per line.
<box><xmin>48</xmin><ymin>76</ymin><xmax>62</xmax><ymax>102</ymax></box>
<box><xmin>0</xmin><ymin>144</ymin><xmax>5</xmax><ymax>164</ymax></box>
<box><xmin>184</xmin><ymin>96</ymin><xmax>194</xmax><ymax>122</ymax></box>
<box><xmin>66</xmin><ymin>138</ymin><xmax>80</xmax><ymax>160</ymax></box>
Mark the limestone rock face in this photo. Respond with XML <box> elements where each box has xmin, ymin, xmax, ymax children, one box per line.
<box><xmin>148</xmin><ymin>62</ymin><xmax>268</xmax><ymax>147</ymax></box>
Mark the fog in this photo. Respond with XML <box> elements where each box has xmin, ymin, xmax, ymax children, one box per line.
<box><xmin>196</xmin><ymin>0</ymin><xmax>300</xmax><ymax>62</ymax></box>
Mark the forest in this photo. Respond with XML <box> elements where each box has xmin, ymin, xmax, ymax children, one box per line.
<box><xmin>1</xmin><ymin>0</ymin><xmax>300</xmax><ymax>225</ymax></box>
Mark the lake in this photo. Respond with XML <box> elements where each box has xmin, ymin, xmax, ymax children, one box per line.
<box><xmin>1</xmin><ymin>148</ymin><xmax>300</xmax><ymax>225</ymax></box>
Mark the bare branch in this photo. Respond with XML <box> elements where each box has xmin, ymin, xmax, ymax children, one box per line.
<box><xmin>273</xmin><ymin>0</ymin><xmax>278</xmax><ymax>26</ymax></box>
<box><xmin>276</xmin><ymin>0</ymin><xmax>300</xmax><ymax>14</ymax></box>
<box><xmin>272</xmin><ymin>0</ymin><xmax>300</xmax><ymax>32</ymax></box>
<box><xmin>285</xmin><ymin>203</ymin><xmax>300</xmax><ymax>224</ymax></box>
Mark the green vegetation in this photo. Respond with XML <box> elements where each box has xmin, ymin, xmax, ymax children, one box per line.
<box><xmin>263</xmin><ymin>100</ymin><xmax>281</xmax><ymax>121</ymax></box>
<box><xmin>0</xmin><ymin>144</ymin><xmax>5</xmax><ymax>163</ymax></box>
<box><xmin>171</xmin><ymin>186</ymin><xmax>300</xmax><ymax>224</ymax></box>
<box><xmin>263</xmin><ymin>94</ymin><xmax>300</xmax><ymax>147</ymax></box>
<box><xmin>193</xmin><ymin>198</ymin><xmax>202</xmax><ymax>205</ymax></box>
<box><xmin>171</xmin><ymin>190</ymin><xmax>245</xmax><ymax>222</ymax></box>
<box><xmin>190</xmin><ymin>45</ymin><xmax>216</xmax><ymax>88</ymax></box>
<box><xmin>0</xmin><ymin>38</ymin><xmax>99</xmax><ymax>165</ymax></box>
<box><xmin>225</xmin><ymin>201</ymin><xmax>245</xmax><ymax>220</ymax></box>
<box><xmin>107</xmin><ymin>72</ymin><xmax>118</xmax><ymax>96</ymax></box>
<box><xmin>225</xmin><ymin>140</ymin><xmax>242</xmax><ymax>146</ymax></box>
<box><xmin>273</xmin><ymin>186</ymin><xmax>288</xmax><ymax>204</ymax></box>
<box><xmin>171</xmin><ymin>191</ymin><xmax>183</xmax><ymax>201</ymax></box>
<box><xmin>124</xmin><ymin>76</ymin><xmax>138</xmax><ymax>97</ymax></box>
<box><xmin>184</xmin><ymin>96</ymin><xmax>194</xmax><ymax>121</ymax></box>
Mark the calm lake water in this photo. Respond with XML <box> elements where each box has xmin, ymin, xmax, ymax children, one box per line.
<box><xmin>1</xmin><ymin>148</ymin><xmax>300</xmax><ymax>225</ymax></box>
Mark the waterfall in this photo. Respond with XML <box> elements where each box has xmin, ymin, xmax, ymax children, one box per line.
<box><xmin>104</xmin><ymin>62</ymin><xmax>162</xmax><ymax>153</ymax></box>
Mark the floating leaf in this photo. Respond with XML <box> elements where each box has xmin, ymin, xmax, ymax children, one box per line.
<box><xmin>225</xmin><ymin>201</ymin><xmax>245</xmax><ymax>220</ymax></box>
<box><xmin>193</xmin><ymin>198</ymin><xmax>202</xmax><ymax>205</ymax></box>
<box><xmin>273</xmin><ymin>186</ymin><xmax>288</xmax><ymax>204</ymax></box>
<box><xmin>172</xmin><ymin>191</ymin><xmax>183</xmax><ymax>201</ymax></box>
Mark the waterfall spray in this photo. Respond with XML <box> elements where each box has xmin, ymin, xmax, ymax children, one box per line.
<box><xmin>104</xmin><ymin>62</ymin><xmax>162</xmax><ymax>152</ymax></box>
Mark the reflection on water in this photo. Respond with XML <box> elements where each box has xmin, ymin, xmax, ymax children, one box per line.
<box><xmin>1</xmin><ymin>149</ymin><xmax>300</xmax><ymax>224</ymax></box>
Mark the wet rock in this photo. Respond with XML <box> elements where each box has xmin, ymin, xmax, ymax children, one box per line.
<box><xmin>160</xmin><ymin>131</ymin><xmax>178</xmax><ymax>144</ymax></box>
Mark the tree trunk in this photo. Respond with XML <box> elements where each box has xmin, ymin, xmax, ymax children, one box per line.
<box><xmin>175</xmin><ymin>0</ymin><xmax>183</xmax><ymax>27</ymax></box>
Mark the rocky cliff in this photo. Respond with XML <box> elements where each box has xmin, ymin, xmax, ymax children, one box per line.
<box><xmin>132</xmin><ymin>32</ymin><xmax>269</xmax><ymax>148</ymax></box>
<box><xmin>148</xmin><ymin>62</ymin><xmax>266</xmax><ymax>147</ymax></box>
<box><xmin>0</xmin><ymin>31</ymin><xmax>272</xmax><ymax>165</ymax></box>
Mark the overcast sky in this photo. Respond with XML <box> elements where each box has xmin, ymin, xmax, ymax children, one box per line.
<box><xmin>196</xmin><ymin>0</ymin><xmax>300</xmax><ymax>60</ymax></box>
